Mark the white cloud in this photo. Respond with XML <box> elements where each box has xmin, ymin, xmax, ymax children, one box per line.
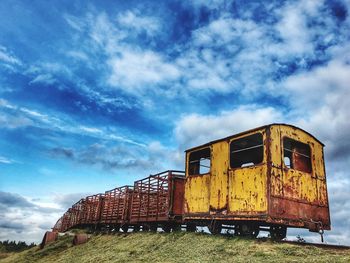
<box><xmin>0</xmin><ymin>99</ymin><xmax>143</xmax><ymax>147</ymax></box>
<box><xmin>21</xmin><ymin>108</ymin><xmax>49</xmax><ymax>120</ymax></box>
<box><xmin>29</xmin><ymin>73</ymin><xmax>56</xmax><ymax>85</ymax></box>
<box><xmin>63</xmin><ymin>13</ymin><xmax>86</xmax><ymax>31</ymax></box>
<box><xmin>53</xmin><ymin>192</ymin><xmax>91</xmax><ymax>210</ymax></box>
<box><xmin>0</xmin><ymin>156</ymin><xmax>15</xmax><ymax>164</ymax></box>
<box><xmin>189</xmin><ymin>0</ymin><xmax>230</xmax><ymax>9</ymax></box>
<box><xmin>282</xmin><ymin>55</ymin><xmax>350</xmax><ymax>162</ymax></box>
<box><xmin>0</xmin><ymin>45</ymin><xmax>22</xmax><ymax>66</ymax></box>
<box><xmin>274</xmin><ymin>2</ymin><xmax>318</xmax><ymax>55</ymax></box>
<box><xmin>66</xmin><ymin>50</ymin><xmax>89</xmax><ymax>61</ymax></box>
<box><xmin>175</xmin><ymin>106</ymin><xmax>283</xmax><ymax>149</ymax></box>
<box><xmin>79</xmin><ymin>126</ymin><xmax>103</xmax><ymax>134</ymax></box>
<box><xmin>0</xmin><ymin>111</ymin><xmax>33</xmax><ymax>129</ymax></box>
<box><xmin>26</xmin><ymin>62</ymin><xmax>72</xmax><ymax>84</ymax></box>
<box><xmin>117</xmin><ymin>10</ymin><xmax>161</xmax><ymax>36</ymax></box>
<box><xmin>108</xmin><ymin>50</ymin><xmax>180</xmax><ymax>93</ymax></box>
<box><xmin>0</xmin><ymin>192</ymin><xmax>63</xmax><ymax>243</ymax></box>
<box><xmin>0</xmin><ymin>98</ymin><xmax>15</xmax><ymax>109</ymax></box>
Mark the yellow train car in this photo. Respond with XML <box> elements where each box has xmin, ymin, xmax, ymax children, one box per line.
<box><xmin>184</xmin><ymin>123</ymin><xmax>330</xmax><ymax>239</ymax></box>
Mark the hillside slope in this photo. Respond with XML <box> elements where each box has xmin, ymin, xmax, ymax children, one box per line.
<box><xmin>1</xmin><ymin>232</ymin><xmax>350</xmax><ymax>263</ymax></box>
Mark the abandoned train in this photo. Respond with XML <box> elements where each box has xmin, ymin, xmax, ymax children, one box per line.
<box><xmin>52</xmin><ymin>124</ymin><xmax>330</xmax><ymax>240</ymax></box>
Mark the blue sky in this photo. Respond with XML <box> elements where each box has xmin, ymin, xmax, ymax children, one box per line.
<box><xmin>1</xmin><ymin>0</ymin><xmax>350</xmax><ymax>244</ymax></box>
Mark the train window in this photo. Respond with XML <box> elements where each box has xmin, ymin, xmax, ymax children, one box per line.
<box><xmin>230</xmin><ymin>133</ymin><xmax>263</xmax><ymax>168</ymax></box>
<box><xmin>283</xmin><ymin>137</ymin><xmax>312</xmax><ymax>173</ymax></box>
<box><xmin>188</xmin><ymin>148</ymin><xmax>211</xmax><ymax>175</ymax></box>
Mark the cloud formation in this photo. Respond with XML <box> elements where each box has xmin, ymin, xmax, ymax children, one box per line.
<box><xmin>49</xmin><ymin>141</ymin><xmax>179</xmax><ymax>173</ymax></box>
<box><xmin>175</xmin><ymin>106</ymin><xmax>283</xmax><ymax>149</ymax></box>
<box><xmin>0</xmin><ymin>192</ymin><xmax>62</xmax><ymax>243</ymax></box>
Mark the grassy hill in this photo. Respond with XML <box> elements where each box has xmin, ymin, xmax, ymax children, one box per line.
<box><xmin>1</xmin><ymin>232</ymin><xmax>350</xmax><ymax>263</ymax></box>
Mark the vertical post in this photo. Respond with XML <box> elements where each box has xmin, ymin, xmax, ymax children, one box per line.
<box><xmin>156</xmin><ymin>174</ymin><xmax>160</xmax><ymax>220</ymax></box>
<box><xmin>147</xmin><ymin>177</ymin><xmax>150</xmax><ymax>220</ymax></box>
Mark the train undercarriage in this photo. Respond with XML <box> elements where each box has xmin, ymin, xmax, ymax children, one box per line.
<box><xmin>66</xmin><ymin>221</ymin><xmax>288</xmax><ymax>241</ymax></box>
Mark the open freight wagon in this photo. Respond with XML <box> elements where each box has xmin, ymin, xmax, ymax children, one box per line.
<box><xmin>127</xmin><ymin>170</ymin><xmax>185</xmax><ymax>232</ymax></box>
<box><xmin>100</xmin><ymin>185</ymin><xmax>133</xmax><ymax>232</ymax></box>
<box><xmin>80</xmin><ymin>194</ymin><xmax>104</xmax><ymax>227</ymax></box>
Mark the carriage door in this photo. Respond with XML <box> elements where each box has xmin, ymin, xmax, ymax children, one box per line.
<box><xmin>184</xmin><ymin>147</ymin><xmax>211</xmax><ymax>214</ymax></box>
<box><xmin>209</xmin><ymin>141</ymin><xmax>229</xmax><ymax>213</ymax></box>
<box><xmin>281</xmin><ymin>132</ymin><xmax>317</xmax><ymax>206</ymax></box>
<box><xmin>228</xmin><ymin>131</ymin><xmax>267</xmax><ymax>213</ymax></box>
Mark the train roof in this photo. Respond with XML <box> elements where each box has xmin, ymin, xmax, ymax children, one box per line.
<box><xmin>185</xmin><ymin>123</ymin><xmax>324</xmax><ymax>153</ymax></box>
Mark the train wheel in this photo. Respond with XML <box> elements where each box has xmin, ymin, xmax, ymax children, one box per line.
<box><xmin>235</xmin><ymin>224</ymin><xmax>259</xmax><ymax>238</ymax></box>
<box><xmin>162</xmin><ymin>224</ymin><xmax>171</xmax><ymax>233</ymax></box>
<box><xmin>142</xmin><ymin>224</ymin><xmax>150</xmax><ymax>232</ymax></box>
<box><xmin>114</xmin><ymin>225</ymin><xmax>120</xmax><ymax>233</ymax></box>
<box><xmin>270</xmin><ymin>226</ymin><xmax>287</xmax><ymax>240</ymax></box>
<box><xmin>133</xmin><ymin>225</ymin><xmax>140</xmax><ymax>232</ymax></box>
<box><xmin>172</xmin><ymin>224</ymin><xmax>181</xmax><ymax>232</ymax></box>
<box><xmin>121</xmin><ymin>225</ymin><xmax>129</xmax><ymax>233</ymax></box>
<box><xmin>186</xmin><ymin>224</ymin><xmax>196</xmax><ymax>232</ymax></box>
<box><xmin>150</xmin><ymin>224</ymin><xmax>158</xmax><ymax>232</ymax></box>
<box><xmin>208</xmin><ymin>221</ymin><xmax>222</xmax><ymax>235</ymax></box>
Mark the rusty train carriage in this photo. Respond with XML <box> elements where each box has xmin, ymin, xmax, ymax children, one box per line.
<box><xmin>184</xmin><ymin>124</ymin><xmax>330</xmax><ymax>238</ymax></box>
<box><xmin>129</xmin><ymin>170</ymin><xmax>185</xmax><ymax>231</ymax></box>
<box><xmin>58</xmin><ymin>210</ymin><xmax>72</xmax><ymax>232</ymax></box>
<box><xmin>53</xmin><ymin>170</ymin><xmax>186</xmax><ymax>233</ymax></box>
<box><xmin>70</xmin><ymin>199</ymin><xmax>85</xmax><ymax>227</ymax></box>
<box><xmin>81</xmin><ymin>194</ymin><xmax>104</xmax><ymax>225</ymax></box>
<box><xmin>52</xmin><ymin>123</ymin><xmax>330</xmax><ymax>240</ymax></box>
<box><xmin>100</xmin><ymin>185</ymin><xmax>133</xmax><ymax>230</ymax></box>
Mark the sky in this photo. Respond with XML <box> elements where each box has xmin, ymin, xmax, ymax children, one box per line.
<box><xmin>0</xmin><ymin>0</ymin><xmax>350</xmax><ymax>244</ymax></box>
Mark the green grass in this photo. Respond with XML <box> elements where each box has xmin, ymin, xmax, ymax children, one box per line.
<box><xmin>1</xmin><ymin>232</ymin><xmax>350</xmax><ymax>263</ymax></box>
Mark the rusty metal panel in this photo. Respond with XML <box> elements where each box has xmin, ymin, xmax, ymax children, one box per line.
<box><xmin>270</xmin><ymin>125</ymin><xmax>282</xmax><ymax>167</ymax></box>
<box><xmin>101</xmin><ymin>185</ymin><xmax>133</xmax><ymax>224</ymax></box>
<box><xmin>282</xmin><ymin>169</ymin><xmax>318</xmax><ymax>202</ymax></box>
<box><xmin>184</xmin><ymin>173</ymin><xmax>210</xmax><ymax>214</ymax></box>
<box><xmin>269</xmin><ymin>124</ymin><xmax>330</xmax><ymax>230</ymax></box>
<box><xmin>228</xmin><ymin>165</ymin><xmax>267</xmax><ymax>213</ymax></box>
<box><xmin>130</xmin><ymin>170</ymin><xmax>185</xmax><ymax>223</ymax></box>
<box><xmin>269</xmin><ymin>197</ymin><xmax>330</xmax><ymax>230</ymax></box>
<box><xmin>280</xmin><ymin>126</ymin><xmax>319</xmax><ymax>202</ymax></box>
<box><xmin>269</xmin><ymin>126</ymin><xmax>284</xmax><ymax>198</ymax></box>
<box><xmin>209</xmin><ymin>141</ymin><xmax>229</xmax><ymax>212</ymax></box>
<box><xmin>73</xmin><ymin>234</ymin><xmax>89</xmax><ymax>246</ymax></box>
<box><xmin>170</xmin><ymin>176</ymin><xmax>185</xmax><ymax>215</ymax></box>
<box><xmin>40</xmin><ymin>231</ymin><xmax>58</xmax><ymax>249</ymax></box>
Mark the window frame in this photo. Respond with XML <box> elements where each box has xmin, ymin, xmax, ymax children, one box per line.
<box><xmin>229</xmin><ymin>132</ymin><xmax>264</xmax><ymax>170</ymax></box>
<box><xmin>282</xmin><ymin>136</ymin><xmax>312</xmax><ymax>174</ymax></box>
<box><xmin>187</xmin><ymin>147</ymin><xmax>211</xmax><ymax>176</ymax></box>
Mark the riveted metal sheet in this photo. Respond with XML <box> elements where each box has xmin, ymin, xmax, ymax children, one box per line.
<box><xmin>209</xmin><ymin>141</ymin><xmax>229</xmax><ymax>212</ymax></box>
<box><xmin>184</xmin><ymin>173</ymin><xmax>210</xmax><ymax>214</ymax></box>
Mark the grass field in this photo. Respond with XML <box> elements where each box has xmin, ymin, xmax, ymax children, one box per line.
<box><xmin>1</xmin><ymin>232</ymin><xmax>350</xmax><ymax>263</ymax></box>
